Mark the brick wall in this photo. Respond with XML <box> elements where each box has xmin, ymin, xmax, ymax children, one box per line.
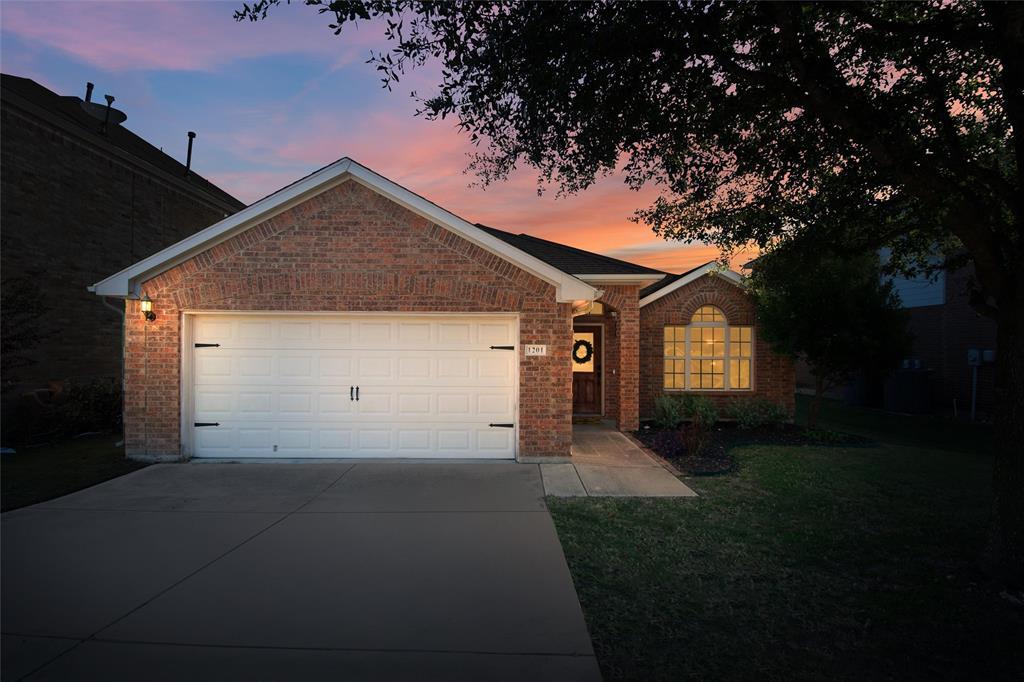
<box><xmin>639</xmin><ymin>274</ymin><xmax>795</xmax><ymax>418</ymax></box>
<box><xmin>125</xmin><ymin>180</ymin><xmax>573</xmax><ymax>460</ymax></box>
<box><xmin>0</xmin><ymin>101</ymin><xmax>236</xmax><ymax>438</ymax></box>
<box><xmin>598</xmin><ymin>286</ymin><xmax>640</xmax><ymax>430</ymax></box>
<box><xmin>905</xmin><ymin>264</ymin><xmax>997</xmax><ymax>414</ymax></box>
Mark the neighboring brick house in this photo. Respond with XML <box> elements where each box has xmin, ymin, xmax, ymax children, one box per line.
<box><xmin>1</xmin><ymin>74</ymin><xmax>245</xmax><ymax>440</ymax></box>
<box><xmin>897</xmin><ymin>263</ymin><xmax>997</xmax><ymax>416</ymax></box>
<box><xmin>91</xmin><ymin>158</ymin><xmax>794</xmax><ymax>461</ymax></box>
<box><xmin>795</xmin><ymin>257</ymin><xmax>998</xmax><ymax>417</ymax></box>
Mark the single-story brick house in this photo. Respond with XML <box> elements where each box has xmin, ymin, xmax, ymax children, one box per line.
<box><xmin>91</xmin><ymin>158</ymin><xmax>794</xmax><ymax>461</ymax></box>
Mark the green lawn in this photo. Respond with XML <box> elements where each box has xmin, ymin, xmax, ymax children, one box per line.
<box><xmin>1</xmin><ymin>435</ymin><xmax>147</xmax><ymax>512</ymax></box>
<box><xmin>549</xmin><ymin>400</ymin><xmax>1021</xmax><ymax>681</ymax></box>
<box><xmin>793</xmin><ymin>393</ymin><xmax>993</xmax><ymax>454</ymax></box>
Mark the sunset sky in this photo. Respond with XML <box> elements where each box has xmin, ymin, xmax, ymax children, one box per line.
<box><xmin>1</xmin><ymin>1</ymin><xmax>748</xmax><ymax>273</ymax></box>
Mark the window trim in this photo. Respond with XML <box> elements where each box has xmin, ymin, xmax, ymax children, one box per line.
<box><xmin>663</xmin><ymin>307</ymin><xmax>754</xmax><ymax>392</ymax></box>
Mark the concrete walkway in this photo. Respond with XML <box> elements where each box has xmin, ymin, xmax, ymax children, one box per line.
<box><xmin>1</xmin><ymin>463</ymin><xmax>600</xmax><ymax>681</ymax></box>
<box><xmin>540</xmin><ymin>425</ymin><xmax>697</xmax><ymax>498</ymax></box>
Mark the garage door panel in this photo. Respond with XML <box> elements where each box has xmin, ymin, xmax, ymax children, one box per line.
<box><xmin>478</xmin><ymin>428</ymin><xmax>515</xmax><ymax>454</ymax></box>
<box><xmin>195</xmin><ymin>316</ymin><xmax>514</xmax><ymax>351</ymax></box>
<box><xmin>195</xmin><ymin>352</ymin><xmax>513</xmax><ymax>388</ymax></box>
<box><xmin>397</xmin><ymin>322</ymin><xmax>432</xmax><ymax>345</ymax></box>
<box><xmin>192</xmin><ymin>315</ymin><xmax>517</xmax><ymax>459</ymax></box>
<box><xmin>197</xmin><ymin>387</ymin><xmax>355</xmax><ymax>421</ymax></box>
<box><xmin>196</xmin><ymin>421</ymin><xmax>513</xmax><ymax>459</ymax></box>
<box><xmin>196</xmin><ymin>385</ymin><xmax>513</xmax><ymax>423</ymax></box>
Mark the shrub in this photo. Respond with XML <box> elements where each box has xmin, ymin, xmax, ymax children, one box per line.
<box><xmin>680</xmin><ymin>394</ymin><xmax>718</xmax><ymax>429</ymax></box>
<box><xmin>726</xmin><ymin>397</ymin><xmax>789</xmax><ymax>430</ymax></box>
<box><xmin>653</xmin><ymin>394</ymin><xmax>684</xmax><ymax>429</ymax></box>
<box><xmin>677</xmin><ymin>395</ymin><xmax>717</xmax><ymax>456</ymax></box>
<box><xmin>54</xmin><ymin>379</ymin><xmax>122</xmax><ymax>435</ymax></box>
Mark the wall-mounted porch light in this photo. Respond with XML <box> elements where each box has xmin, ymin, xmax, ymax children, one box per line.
<box><xmin>140</xmin><ymin>293</ymin><xmax>156</xmax><ymax>322</ymax></box>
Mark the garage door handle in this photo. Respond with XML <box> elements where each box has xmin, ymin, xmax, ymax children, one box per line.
<box><xmin>350</xmin><ymin>386</ymin><xmax>354</xmax><ymax>401</ymax></box>
<box><xmin>489</xmin><ymin>423</ymin><xmax>514</xmax><ymax>428</ymax></box>
<box><xmin>194</xmin><ymin>422</ymin><xmax>220</xmax><ymax>427</ymax></box>
<box><xmin>194</xmin><ymin>343</ymin><xmax>220</xmax><ymax>348</ymax></box>
<box><xmin>355</xmin><ymin>386</ymin><xmax>359</xmax><ymax>401</ymax></box>
<box><xmin>489</xmin><ymin>345</ymin><xmax>514</xmax><ymax>350</ymax></box>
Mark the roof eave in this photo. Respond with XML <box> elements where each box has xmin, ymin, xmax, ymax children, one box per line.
<box><xmin>638</xmin><ymin>265</ymin><xmax>745</xmax><ymax>308</ymax></box>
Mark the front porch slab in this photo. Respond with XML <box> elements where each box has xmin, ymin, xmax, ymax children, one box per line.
<box><xmin>541</xmin><ymin>426</ymin><xmax>697</xmax><ymax>498</ymax></box>
<box><xmin>539</xmin><ymin>463</ymin><xmax>588</xmax><ymax>497</ymax></box>
<box><xmin>573</xmin><ymin>464</ymin><xmax>697</xmax><ymax>498</ymax></box>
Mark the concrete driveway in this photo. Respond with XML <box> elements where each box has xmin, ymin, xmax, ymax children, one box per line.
<box><xmin>1</xmin><ymin>463</ymin><xmax>600</xmax><ymax>681</ymax></box>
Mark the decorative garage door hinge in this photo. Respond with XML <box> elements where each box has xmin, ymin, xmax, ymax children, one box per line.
<box><xmin>194</xmin><ymin>422</ymin><xmax>220</xmax><ymax>427</ymax></box>
<box><xmin>489</xmin><ymin>345</ymin><xmax>514</xmax><ymax>350</ymax></box>
<box><xmin>488</xmin><ymin>423</ymin><xmax>514</xmax><ymax>428</ymax></box>
<box><xmin>194</xmin><ymin>343</ymin><xmax>220</xmax><ymax>348</ymax></box>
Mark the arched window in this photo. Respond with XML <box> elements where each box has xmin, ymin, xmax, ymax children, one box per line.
<box><xmin>663</xmin><ymin>306</ymin><xmax>752</xmax><ymax>390</ymax></box>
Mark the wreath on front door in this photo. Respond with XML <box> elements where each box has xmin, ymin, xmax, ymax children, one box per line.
<box><xmin>572</xmin><ymin>339</ymin><xmax>594</xmax><ymax>364</ymax></box>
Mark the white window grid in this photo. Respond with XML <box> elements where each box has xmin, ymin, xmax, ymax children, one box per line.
<box><xmin>664</xmin><ymin>312</ymin><xmax>753</xmax><ymax>391</ymax></box>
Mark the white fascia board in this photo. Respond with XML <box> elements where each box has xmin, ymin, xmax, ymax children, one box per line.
<box><xmin>638</xmin><ymin>264</ymin><xmax>745</xmax><ymax>308</ymax></box>
<box><xmin>89</xmin><ymin>157</ymin><xmax>598</xmax><ymax>303</ymax></box>
<box><xmin>576</xmin><ymin>273</ymin><xmax>666</xmax><ymax>286</ymax></box>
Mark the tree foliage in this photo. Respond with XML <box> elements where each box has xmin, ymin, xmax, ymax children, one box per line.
<box><xmin>237</xmin><ymin>1</ymin><xmax>1021</xmax><ymax>301</ymax></box>
<box><xmin>236</xmin><ymin>0</ymin><xmax>1024</xmax><ymax>583</ymax></box>
<box><xmin>746</xmin><ymin>245</ymin><xmax>911</xmax><ymax>425</ymax></box>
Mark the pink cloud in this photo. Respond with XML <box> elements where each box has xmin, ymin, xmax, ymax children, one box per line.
<box><xmin>0</xmin><ymin>1</ymin><xmax>375</xmax><ymax>72</ymax></box>
<box><xmin>206</xmin><ymin>100</ymin><xmax>741</xmax><ymax>275</ymax></box>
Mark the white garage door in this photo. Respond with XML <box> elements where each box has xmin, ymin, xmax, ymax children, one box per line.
<box><xmin>189</xmin><ymin>314</ymin><xmax>518</xmax><ymax>459</ymax></box>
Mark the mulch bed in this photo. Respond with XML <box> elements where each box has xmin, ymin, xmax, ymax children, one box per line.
<box><xmin>634</xmin><ymin>423</ymin><xmax>873</xmax><ymax>476</ymax></box>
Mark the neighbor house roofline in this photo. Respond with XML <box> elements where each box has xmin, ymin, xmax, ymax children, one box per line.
<box><xmin>638</xmin><ymin>262</ymin><xmax>745</xmax><ymax>308</ymax></box>
<box><xmin>88</xmin><ymin>157</ymin><xmax>600</xmax><ymax>303</ymax></box>
<box><xmin>1</xmin><ymin>74</ymin><xmax>244</xmax><ymax>214</ymax></box>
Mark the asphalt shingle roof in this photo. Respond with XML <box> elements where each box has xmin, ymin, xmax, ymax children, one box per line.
<box><xmin>639</xmin><ymin>261</ymin><xmax>716</xmax><ymax>298</ymax></box>
<box><xmin>477</xmin><ymin>224</ymin><xmax>667</xmax><ymax>277</ymax></box>
<box><xmin>1</xmin><ymin>74</ymin><xmax>245</xmax><ymax>211</ymax></box>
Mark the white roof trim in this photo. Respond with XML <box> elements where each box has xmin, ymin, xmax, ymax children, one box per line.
<box><xmin>576</xmin><ymin>273</ymin><xmax>666</xmax><ymax>286</ymax></box>
<box><xmin>89</xmin><ymin>157</ymin><xmax>598</xmax><ymax>303</ymax></box>
<box><xmin>638</xmin><ymin>263</ymin><xmax>745</xmax><ymax>308</ymax></box>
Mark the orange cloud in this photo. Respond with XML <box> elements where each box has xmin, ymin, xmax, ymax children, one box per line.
<box><xmin>211</xmin><ymin>108</ymin><xmax>746</xmax><ymax>275</ymax></box>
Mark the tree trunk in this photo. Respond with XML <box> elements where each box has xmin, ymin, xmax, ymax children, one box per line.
<box><xmin>810</xmin><ymin>374</ymin><xmax>824</xmax><ymax>429</ymax></box>
<box><xmin>984</xmin><ymin>286</ymin><xmax>1024</xmax><ymax>588</ymax></box>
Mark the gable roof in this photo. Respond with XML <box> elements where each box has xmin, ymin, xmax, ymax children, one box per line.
<box><xmin>89</xmin><ymin>157</ymin><xmax>599</xmax><ymax>303</ymax></box>
<box><xmin>477</xmin><ymin>225</ymin><xmax>665</xmax><ymax>283</ymax></box>
<box><xmin>1</xmin><ymin>74</ymin><xmax>244</xmax><ymax>212</ymax></box>
<box><xmin>639</xmin><ymin>262</ymin><xmax>745</xmax><ymax>308</ymax></box>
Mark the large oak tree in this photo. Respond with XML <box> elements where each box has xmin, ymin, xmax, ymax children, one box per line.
<box><xmin>237</xmin><ymin>0</ymin><xmax>1023</xmax><ymax>584</ymax></box>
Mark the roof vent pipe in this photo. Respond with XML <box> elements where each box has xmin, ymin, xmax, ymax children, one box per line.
<box><xmin>185</xmin><ymin>131</ymin><xmax>196</xmax><ymax>177</ymax></box>
<box><xmin>84</xmin><ymin>82</ymin><xmax>94</xmax><ymax>103</ymax></box>
<box><xmin>101</xmin><ymin>94</ymin><xmax>115</xmax><ymax>133</ymax></box>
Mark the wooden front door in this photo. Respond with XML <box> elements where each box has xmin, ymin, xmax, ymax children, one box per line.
<box><xmin>572</xmin><ymin>326</ymin><xmax>602</xmax><ymax>415</ymax></box>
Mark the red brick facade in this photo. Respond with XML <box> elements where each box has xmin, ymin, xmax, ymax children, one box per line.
<box><xmin>598</xmin><ymin>285</ymin><xmax>640</xmax><ymax>430</ymax></box>
<box><xmin>124</xmin><ymin>181</ymin><xmax>573</xmax><ymax>460</ymax></box>
<box><xmin>639</xmin><ymin>274</ymin><xmax>795</xmax><ymax>418</ymax></box>
<box><xmin>572</xmin><ymin>285</ymin><xmax>642</xmax><ymax>431</ymax></box>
